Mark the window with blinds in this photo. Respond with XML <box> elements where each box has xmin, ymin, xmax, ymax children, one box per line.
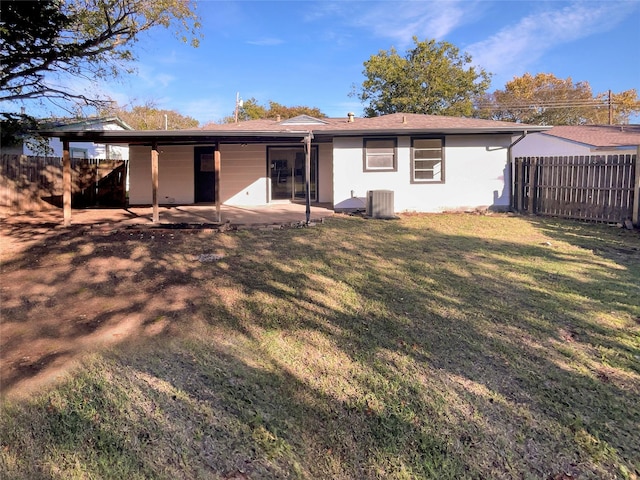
<box><xmin>363</xmin><ymin>138</ymin><xmax>397</xmax><ymax>172</ymax></box>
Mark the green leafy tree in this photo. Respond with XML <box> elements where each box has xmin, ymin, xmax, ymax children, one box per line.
<box><xmin>353</xmin><ymin>37</ymin><xmax>491</xmax><ymax>117</ymax></box>
<box><xmin>221</xmin><ymin>98</ymin><xmax>326</xmax><ymax>123</ymax></box>
<box><xmin>265</xmin><ymin>101</ymin><xmax>326</xmax><ymax>120</ymax></box>
<box><xmin>476</xmin><ymin>73</ymin><xmax>640</xmax><ymax>125</ymax></box>
<box><xmin>104</xmin><ymin>101</ymin><xmax>199</xmax><ymax>130</ymax></box>
<box><xmin>230</xmin><ymin>98</ymin><xmax>268</xmax><ymax>122</ymax></box>
<box><xmin>0</xmin><ymin>0</ymin><xmax>200</xmax><ymax>114</ymax></box>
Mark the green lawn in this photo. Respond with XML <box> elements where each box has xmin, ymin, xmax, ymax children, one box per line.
<box><xmin>1</xmin><ymin>213</ymin><xmax>639</xmax><ymax>479</ymax></box>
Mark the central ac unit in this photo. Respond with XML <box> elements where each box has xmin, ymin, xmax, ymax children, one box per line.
<box><xmin>366</xmin><ymin>190</ymin><xmax>395</xmax><ymax>218</ymax></box>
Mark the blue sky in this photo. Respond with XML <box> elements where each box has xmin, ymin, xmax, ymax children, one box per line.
<box><xmin>80</xmin><ymin>0</ymin><xmax>640</xmax><ymax>124</ymax></box>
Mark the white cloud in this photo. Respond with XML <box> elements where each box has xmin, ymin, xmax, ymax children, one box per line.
<box><xmin>134</xmin><ymin>64</ymin><xmax>176</xmax><ymax>88</ymax></box>
<box><xmin>323</xmin><ymin>100</ymin><xmax>363</xmax><ymax>118</ymax></box>
<box><xmin>174</xmin><ymin>96</ymin><xmax>229</xmax><ymax>124</ymax></box>
<box><xmin>467</xmin><ymin>1</ymin><xmax>637</xmax><ymax>87</ymax></box>
<box><xmin>246</xmin><ymin>38</ymin><xmax>284</xmax><ymax>46</ymax></box>
<box><xmin>308</xmin><ymin>1</ymin><xmax>482</xmax><ymax>46</ymax></box>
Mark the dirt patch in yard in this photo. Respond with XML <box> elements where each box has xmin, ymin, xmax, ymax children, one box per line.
<box><xmin>0</xmin><ymin>212</ymin><xmax>227</xmax><ymax>399</ymax></box>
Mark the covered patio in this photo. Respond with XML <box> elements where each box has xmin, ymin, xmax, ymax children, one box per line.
<box><xmin>39</xmin><ymin>128</ymin><xmax>319</xmax><ymax>227</ymax></box>
<box><xmin>1</xmin><ymin>203</ymin><xmax>335</xmax><ymax>230</ymax></box>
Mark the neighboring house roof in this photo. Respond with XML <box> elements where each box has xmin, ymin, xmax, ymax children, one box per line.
<box><xmin>41</xmin><ymin>113</ymin><xmax>549</xmax><ymax>144</ymax></box>
<box><xmin>43</xmin><ymin>116</ymin><xmax>134</xmax><ymax>131</ymax></box>
<box><xmin>279</xmin><ymin>115</ymin><xmax>330</xmax><ymax>125</ymax></box>
<box><xmin>540</xmin><ymin>125</ymin><xmax>640</xmax><ymax>148</ymax></box>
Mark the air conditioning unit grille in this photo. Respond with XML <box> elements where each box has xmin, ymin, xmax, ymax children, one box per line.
<box><xmin>366</xmin><ymin>190</ymin><xmax>395</xmax><ymax>218</ymax></box>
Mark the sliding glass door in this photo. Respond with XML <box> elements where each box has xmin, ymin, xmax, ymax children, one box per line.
<box><xmin>268</xmin><ymin>146</ymin><xmax>317</xmax><ymax>201</ymax></box>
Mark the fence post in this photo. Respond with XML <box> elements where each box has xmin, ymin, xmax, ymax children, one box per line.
<box><xmin>633</xmin><ymin>146</ymin><xmax>640</xmax><ymax>227</ymax></box>
<box><xmin>528</xmin><ymin>157</ymin><xmax>537</xmax><ymax>214</ymax></box>
<box><xmin>515</xmin><ymin>158</ymin><xmax>522</xmax><ymax>212</ymax></box>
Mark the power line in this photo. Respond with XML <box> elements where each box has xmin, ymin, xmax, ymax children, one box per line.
<box><xmin>475</xmin><ymin>97</ymin><xmax>639</xmax><ymax>111</ymax></box>
<box><xmin>474</xmin><ymin>101</ymin><xmax>623</xmax><ymax>111</ymax></box>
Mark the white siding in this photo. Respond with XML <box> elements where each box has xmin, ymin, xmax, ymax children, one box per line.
<box><xmin>220</xmin><ymin>143</ymin><xmax>332</xmax><ymax>205</ymax></box>
<box><xmin>317</xmin><ymin>143</ymin><xmax>333</xmax><ymax>203</ymax></box>
<box><xmin>24</xmin><ymin>137</ymin><xmax>129</xmax><ymax>160</ymax></box>
<box><xmin>332</xmin><ymin>134</ymin><xmax>513</xmax><ymax>213</ymax></box>
<box><xmin>129</xmin><ymin>145</ymin><xmax>194</xmax><ymax>205</ymax></box>
<box><xmin>219</xmin><ymin>144</ymin><xmax>268</xmax><ymax>205</ymax></box>
<box><xmin>24</xmin><ymin>121</ymin><xmax>130</xmax><ymax>159</ymax></box>
<box><xmin>129</xmin><ymin>143</ymin><xmax>327</xmax><ymax>207</ymax></box>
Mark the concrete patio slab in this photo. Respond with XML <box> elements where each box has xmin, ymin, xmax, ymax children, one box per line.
<box><xmin>1</xmin><ymin>203</ymin><xmax>335</xmax><ymax>229</ymax></box>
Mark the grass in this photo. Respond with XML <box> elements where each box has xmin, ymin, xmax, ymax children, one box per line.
<box><xmin>1</xmin><ymin>213</ymin><xmax>639</xmax><ymax>479</ymax></box>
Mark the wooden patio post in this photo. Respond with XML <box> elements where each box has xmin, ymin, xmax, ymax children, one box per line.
<box><xmin>62</xmin><ymin>139</ymin><xmax>71</xmax><ymax>226</ymax></box>
<box><xmin>151</xmin><ymin>142</ymin><xmax>159</xmax><ymax>223</ymax></box>
<box><xmin>633</xmin><ymin>145</ymin><xmax>640</xmax><ymax>227</ymax></box>
<box><xmin>215</xmin><ymin>147</ymin><xmax>221</xmax><ymax>223</ymax></box>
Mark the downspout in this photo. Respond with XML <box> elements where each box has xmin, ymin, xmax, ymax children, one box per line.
<box><xmin>304</xmin><ymin>131</ymin><xmax>313</xmax><ymax>224</ymax></box>
<box><xmin>507</xmin><ymin>131</ymin><xmax>528</xmax><ymax>212</ymax></box>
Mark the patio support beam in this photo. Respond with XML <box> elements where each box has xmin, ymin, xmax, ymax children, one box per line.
<box><xmin>215</xmin><ymin>147</ymin><xmax>221</xmax><ymax>223</ymax></box>
<box><xmin>151</xmin><ymin>142</ymin><xmax>159</xmax><ymax>223</ymax></box>
<box><xmin>62</xmin><ymin>139</ymin><xmax>71</xmax><ymax>226</ymax></box>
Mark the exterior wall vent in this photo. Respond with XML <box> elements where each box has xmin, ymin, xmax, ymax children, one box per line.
<box><xmin>366</xmin><ymin>190</ymin><xmax>395</xmax><ymax>218</ymax></box>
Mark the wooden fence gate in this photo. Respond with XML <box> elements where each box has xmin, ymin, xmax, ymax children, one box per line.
<box><xmin>513</xmin><ymin>154</ymin><xmax>639</xmax><ymax>224</ymax></box>
<box><xmin>0</xmin><ymin>154</ymin><xmax>128</xmax><ymax>212</ymax></box>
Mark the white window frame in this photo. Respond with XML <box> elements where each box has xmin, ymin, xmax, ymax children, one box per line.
<box><xmin>70</xmin><ymin>147</ymin><xmax>88</xmax><ymax>159</ymax></box>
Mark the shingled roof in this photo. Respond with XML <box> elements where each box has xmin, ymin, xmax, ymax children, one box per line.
<box><xmin>541</xmin><ymin>125</ymin><xmax>640</xmax><ymax>148</ymax></box>
<box><xmin>42</xmin><ymin>113</ymin><xmax>548</xmax><ymax>144</ymax></box>
<box><xmin>202</xmin><ymin>113</ymin><xmax>548</xmax><ymax>136</ymax></box>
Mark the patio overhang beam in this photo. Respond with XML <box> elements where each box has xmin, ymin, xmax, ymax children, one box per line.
<box><xmin>40</xmin><ymin>130</ymin><xmax>312</xmax><ymax>146</ymax></box>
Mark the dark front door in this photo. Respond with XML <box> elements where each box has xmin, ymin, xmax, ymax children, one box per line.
<box><xmin>194</xmin><ymin>146</ymin><xmax>216</xmax><ymax>203</ymax></box>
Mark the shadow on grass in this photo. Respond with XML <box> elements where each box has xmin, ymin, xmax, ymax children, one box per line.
<box><xmin>1</xmin><ymin>214</ymin><xmax>639</xmax><ymax>478</ymax></box>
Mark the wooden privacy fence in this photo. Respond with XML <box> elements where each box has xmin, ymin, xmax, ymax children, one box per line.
<box><xmin>0</xmin><ymin>154</ymin><xmax>128</xmax><ymax>212</ymax></box>
<box><xmin>513</xmin><ymin>153</ymin><xmax>639</xmax><ymax>225</ymax></box>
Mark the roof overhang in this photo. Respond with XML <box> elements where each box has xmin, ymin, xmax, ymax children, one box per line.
<box><xmin>40</xmin><ymin>125</ymin><xmax>549</xmax><ymax>145</ymax></box>
<box><xmin>39</xmin><ymin>129</ymin><xmax>314</xmax><ymax>145</ymax></box>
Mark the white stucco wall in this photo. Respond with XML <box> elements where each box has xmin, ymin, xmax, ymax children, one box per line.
<box><xmin>128</xmin><ymin>145</ymin><xmax>194</xmax><ymax>205</ymax></box>
<box><xmin>513</xmin><ymin>133</ymin><xmax>593</xmax><ymax>157</ymax></box>
<box><xmin>332</xmin><ymin>134</ymin><xmax>513</xmax><ymax>213</ymax></box>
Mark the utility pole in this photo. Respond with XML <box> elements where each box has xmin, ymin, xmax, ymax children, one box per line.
<box><xmin>234</xmin><ymin>92</ymin><xmax>243</xmax><ymax>123</ymax></box>
<box><xmin>608</xmin><ymin>89</ymin><xmax>613</xmax><ymax>125</ymax></box>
